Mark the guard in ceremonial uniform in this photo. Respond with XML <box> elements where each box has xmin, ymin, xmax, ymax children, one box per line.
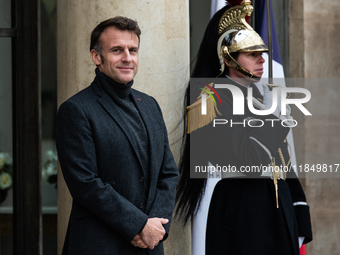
<box><xmin>176</xmin><ymin>1</ymin><xmax>312</xmax><ymax>254</ymax></box>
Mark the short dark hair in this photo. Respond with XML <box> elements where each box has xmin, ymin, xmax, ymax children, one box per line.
<box><xmin>90</xmin><ymin>16</ymin><xmax>141</xmax><ymax>60</ymax></box>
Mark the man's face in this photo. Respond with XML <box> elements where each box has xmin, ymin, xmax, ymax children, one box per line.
<box><xmin>226</xmin><ymin>51</ymin><xmax>265</xmax><ymax>85</ymax></box>
<box><xmin>91</xmin><ymin>27</ymin><xmax>139</xmax><ymax>84</ymax></box>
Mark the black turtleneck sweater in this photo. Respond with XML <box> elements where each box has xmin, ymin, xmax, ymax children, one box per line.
<box><xmin>95</xmin><ymin>69</ymin><xmax>150</xmax><ymax>197</ymax></box>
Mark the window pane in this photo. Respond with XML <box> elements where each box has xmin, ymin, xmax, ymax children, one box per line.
<box><xmin>0</xmin><ymin>37</ymin><xmax>13</xmax><ymax>254</ymax></box>
<box><xmin>0</xmin><ymin>0</ymin><xmax>11</xmax><ymax>28</ymax></box>
<box><xmin>41</xmin><ymin>0</ymin><xmax>57</xmax><ymax>254</ymax></box>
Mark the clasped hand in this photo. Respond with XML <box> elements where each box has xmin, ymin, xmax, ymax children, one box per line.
<box><xmin>131</xmin><ymin>217</ymin><xmax>168</xmax><ymax>250</ymax></box>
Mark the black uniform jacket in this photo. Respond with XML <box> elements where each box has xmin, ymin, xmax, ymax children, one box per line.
<box><xmin>190</xmin><ymin>78</ymin><xmax>312</xmax><ymax>255</ymax></box>
<box><xmin>56</xmin><ymin>75</ymin><xmax>179</xmax><ymax>255</ymax></box>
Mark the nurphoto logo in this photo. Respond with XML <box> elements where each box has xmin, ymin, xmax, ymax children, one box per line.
<box><xmin>201</xmin><ymin>84</ymin><xmax>312</xmax><ymax>116</ymax></box>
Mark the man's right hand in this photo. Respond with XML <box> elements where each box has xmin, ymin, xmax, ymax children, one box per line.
<box><xmin>140</xmin><ymin>218</ymin><xmax>168</xmax><ymax>249</ymax></box>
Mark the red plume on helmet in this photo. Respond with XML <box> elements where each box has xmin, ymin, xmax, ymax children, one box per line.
<box><xmin>226</xmin><ymin>0</ymin><xmax>244</xmax><ymax>6</ymax></box>
<box><xmin>225</xmin><ymin>0</ymin><xmax>250</xmax><ymax>23</ymax></box>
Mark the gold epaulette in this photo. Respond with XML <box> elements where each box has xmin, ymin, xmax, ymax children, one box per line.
<box><xmin>187</xmin><ymin>84</ymin><xmax>222</xmax><ymax>134</ymax></box>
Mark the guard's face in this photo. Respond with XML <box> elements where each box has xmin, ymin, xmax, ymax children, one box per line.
<box><xmin>91</xmin><ymin>27</ymin><xmax>139</xmax><ymax>84</ymax></box>
<box><xmin>236</xmin><ymin>51</ymin><xmax>265</xmax><ymax>78</ymax></box>
<box><xmin>225</xmin><ymin>51</ymin><xmax>265</xmax><ymax>85</ymax></box>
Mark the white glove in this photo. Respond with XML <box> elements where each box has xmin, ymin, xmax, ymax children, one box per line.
<box><xmin>262</xmin><ymin>84</ymin><xmax>281</xmax><ymax>117</ymax></box>
<box><xmin>280</xmin><ymin>104</ymin><xmax>296</xmax><ymax>126</ymax></box>
<box><xmin>261</xmin><ymin>84</ymin><xmax>295</xmax><ymax>126</ymax></box>
<box><xmin>251</xmin><ymin>97</ymin><xmax>266</xmax><ymax>110</ymax></box>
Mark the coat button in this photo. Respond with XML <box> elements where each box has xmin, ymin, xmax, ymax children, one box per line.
<box><xmin>138</xmin><ymin>203</ymin><xmax>144</xmax><ymax>209</ymax></box>
<box><xmin>139</xmin><ymin>177</ymin><xmax>144</xmax><ymax>183</ymax></box>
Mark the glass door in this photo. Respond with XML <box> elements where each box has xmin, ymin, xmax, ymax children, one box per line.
<box><xmin>41</xmin><ymin>0</ymin><xmax>57</xmax><ymax>253</ymax></box>
<box><xmin>1</xmin><ymin>0</ymin><xmax>49</xmax><ymax>253</ymax></box>
<box><xmin>0</xmin><ymin>0</ymin><xmax>14</xmax><ymax>253</ymax></box>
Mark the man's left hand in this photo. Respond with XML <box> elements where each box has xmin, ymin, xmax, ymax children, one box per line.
<box><xmin>131</xmin><ymin>234</ymin><xmax>148</xmax><ymax>249</ymax></box>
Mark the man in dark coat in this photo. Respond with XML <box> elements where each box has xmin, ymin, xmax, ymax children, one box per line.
<box><xmin>56</xmin><ymin>16</ymin><xmax>179</xmax><ymax>255</ymax></box>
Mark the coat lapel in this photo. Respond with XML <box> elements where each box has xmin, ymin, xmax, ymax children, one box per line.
<box><xmin>93</xmin><ymin>82</ymin><xmax>161</xmax><ymax>212</ymax></box>
<box><xmin>93</xmin><ymin>83</ymin><xmax>145</xmax><ymax>173</ymax></box>
<box><xmin>130</xmin><ymin>90</ymin><xmax>158</xmax><ymax>164</ymax></box>
<box><xmin>130</xmin><ymin>90</ymin><xmax>160</xmax><ymax>211</ymax></box>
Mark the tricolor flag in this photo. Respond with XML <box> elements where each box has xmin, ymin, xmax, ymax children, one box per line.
<box><xmin>253</xmin><ymin>4</ymin><xmax>305</xmax><ymax>254</ymax></box>
<box><xmin>253</xmin><ymin>0</ymin><xmax>298</xmax><ymax>177</ymax></box>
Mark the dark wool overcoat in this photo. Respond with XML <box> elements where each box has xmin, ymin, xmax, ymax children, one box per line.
<box><xmin>56</xmin><ymin>74</ymin><xmax>179</xmax><ymax>255</ymax></box>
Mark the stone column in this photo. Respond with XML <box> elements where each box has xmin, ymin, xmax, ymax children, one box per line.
<box><xmin>290</xmin><ymin>0</ymin><xmax>340</xmax><ymax>254</ymax></box>
<box><xmin>57</xmin><ymin>1</ymin><xmax>190</xmax><ymax>254</ymax></box>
